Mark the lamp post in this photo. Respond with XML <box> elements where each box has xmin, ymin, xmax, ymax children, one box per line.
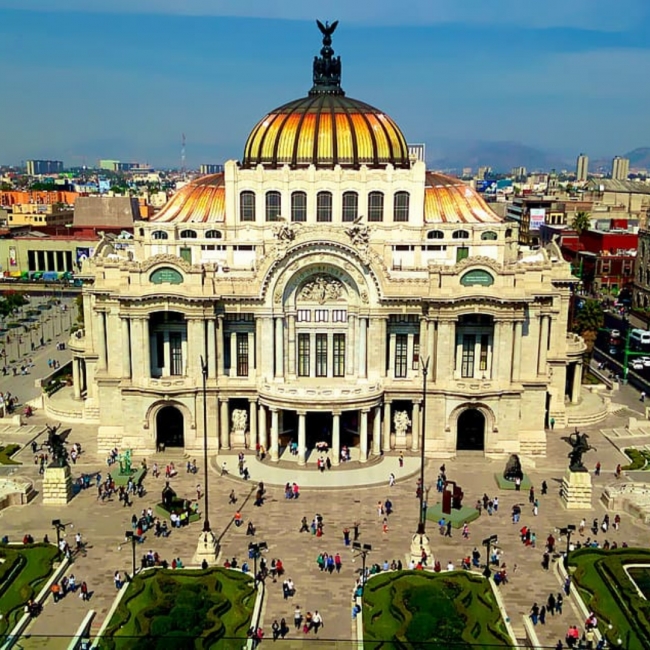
<box><xmin>482</xmin><ymin>534</ymin><xmax>498</xmax><ymax>578</ymax></box>
<box><xmin>51</xmin><ymin>519</ymin><xmax>65</xmax><ymax>556</ymax></box>
<box><xmin>124</xmin><ymin>531</ymin><xmax>137</xmax><ymax>576</ymax></box>
<box><xmin>248</xmin><ymin>541</ymin><xmax>268</xmax><ymax>585</ymax></box>
<box><xmin>559</xmin><ymin>524</ymin><xmax>576</xmax><ymax>569</ymax></box>
<box><xmin>417</xmin><ymin>357</ymin><xmax>430</xmax><ymax>535</ymax></box>
<box><xmin>200</xmin><ymin>356</ymin><xmax>211</xmax><ymax>532</ymax></box>
<box><xmin>352</xmin><ymin>542</ymin><xmax>372</xmax><ymax>597</ymax></box>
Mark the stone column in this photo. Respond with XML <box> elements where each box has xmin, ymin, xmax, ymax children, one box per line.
<box><xmin>411</xmin><ymin>400</ymin><xmax>420</xmax><ymax>451</ymax></box>
<box><xmin>207</xmin><ymin>318</ymin><xmax>216</xmax><ymax>379</ymax></box>
<box><xmin>419</xmin><ymin>317</ymin><xmax>428</xmax><ymax>376</ymax></box>
<box><xmin>492</xmin><ymin>321</ymin><xmax>504</xmax><ymax>380</ymax></box>
<box><xmin>538</xmin><ymin>315</ymin><xmax>549</xmax><ymax>375</ymax></box>
<box><xmin>373</xmin><ymin>406</ymin><xmax>381</xmax><ymax>455</ymax></box>
<box><xmin>274</xmin><ymin>317</ymin><xmax>284</xmax><ymax>378</ymax></box>
<box><xmin>187</xmin><ymin>318</ymin><xmax>205</xmax><ymax>378</ymax></box>
<box><xmin>388</xmin><ymin>332</ymin><xmax>396</xmax><ymax>377</ymax></box>
<box><xmin>216</xmin><ymin>316</ymin><xmax>224</xmax><ymax>377</ymax></box>
<box><xmin>72</xmin><ymin>358</ymin><xmax>81</xmax><ymax>399</ymax></box>
<box><xmin>332</xmin><ymin>412</ymin><xmax>341</xmax><ymax>466</ymax></box>
<box><xmin>297</xmin><ymin>411</ymin><xmax>306</xmax><ymax>466</ymax></box>
<box><xmin>258</xmin><ymin>404</ymin><xmax>268</xmax><ymax>450</ymax></box>
<box><xmin>96</xmin><ymin>311</ymin><xmax>107</xmax><ymax>371</ymax></box>
<box><xmin>359</xmin><ymin>409</ymin><xmax>369</xmax><ymax>463</ymax></box>
<box><xmin>142</xmin><ymin>317</ymin><xmax>151</xmax><ymax>379</ymax></box>
<box><xmin>121</xmin><ymin>316</ymin><xmax>131</xmax><ymax>379</ymax></box>
<box><xmin>498</xmin><ymin>320</ymin><xmax>514</xmax><ymax>382</ymax></box>
<box><xmin>270</xmin><ymin>408</ymin><xmax>279</xmax><ymax>461</ymax></box>
<box><xmin>248</xmin><ymin>331</ymin><xmax>255</xmax><ymax>376</ymax></box>
<box><xmin>220</xmin><ymin>399</ymin><xmax>230</xmax><ymax>450</ymax></box>
<box><xmin>346</xmin><ymin>315</ymin><xmax>356</xmax><ymax>376</ymax></box>
<box><xmin>249</xmin><ymin>399</ymin><xmax>257</xmax><ymax>449</ymax></box>
<box><xmin>571</xmin><ymin>362</ymin><xmax>582</xmax><ymax>404</ymax></box>
<box><xmin>287</xmin><ymin>314</ymin><xmax>296</xmax><ymax>377</ymax></box>
<box><xmin>261</xmin><ymin>317</ymin><xmax>274</xmax><ymax>378</ymax></box>
<box><xmin>438</xmin><ymin>320</ymin><xmax>456</xmax><ymax>379</ymax></box>
<box><xmin>229</xmin><ymin>332</ymin><xmax>237</xmax><ymax>377</ymax></box>
<box><xmin>428</xmin><ymin>320</ymin><xmax>436</xmax><ymax>381</ymax></box>
<box><xmin>383</xmin><ymin>401</ymin><xmax>392</xmax><ymax>451</ymax></box>
<box><xmin>378</xmin><ymin>317</ymin><xmax>388</xmax><ymax>377</ymax></box>
<box><xmin>512</xmin><ymin>320</ymin><xmax>523</xmax><ymax>382</ymax></box>
<box><xmin>358</xmin><ymin>317</ymin><xmax>368</xmax><ymax>378</ymax></box>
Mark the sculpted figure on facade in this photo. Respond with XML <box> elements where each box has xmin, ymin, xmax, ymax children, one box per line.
<box><xmin>299</xmin><ymin>274</ymin><xmax>343</xmax><ymax>304</ymax></box>
<box><xmin>393</xmin><ymin>410</ymin><xmax>411</xmax><ymax>436</ymax></box>
<box><xmin>232</xmin><ymin>409</ymin><xmax>248</xmax><ymax>433</ymax></box>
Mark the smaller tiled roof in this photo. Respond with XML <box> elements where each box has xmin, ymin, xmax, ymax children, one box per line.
<box><xmin>589</xmin><ymin>179</ymin><xmax>650</xmax><ymax>195</ymax></box>
<box><xmin>152</xmin><ymin>174</ymin><xmax>225</xmax><ymax>223</ymax></box>
<box><xmin>424</xmin><ymin>172</ymin><xmax>502</xmax><ymax>224</ymax></box>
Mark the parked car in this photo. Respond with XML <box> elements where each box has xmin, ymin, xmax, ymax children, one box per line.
<box><xmin>610</xmin><ymin>329</ymin><xmax>621</xmax><ymax>339</ymax></box>
<box><xmin>640</xmin><ymin>356</ymin><xmax>650</xmax><ymax>368</ymax></box>
<box><xmin>630</xmin><ymin>360</ymin><xmax>644</xmax><ymax>371</ymax></box>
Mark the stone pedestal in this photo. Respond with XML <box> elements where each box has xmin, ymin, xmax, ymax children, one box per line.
<box><xmin>193</xmin><ymin>530</ymin><xmax>220</xmax><ymax>566</ymax></box>
<box><xmin>230</xmin><ymin>429</ymin><xmax>246</xmax><ymax>449</ymax></box>
<box><xmin>42</xmin><ymin>465</ymin><xmax>73</xmax><ymax>505</ymax></box>
<box><xmin>394</xmin><ymin>433</ymin><xmax>408</xmax><ymax>449</ymax></box>
<box><xmin>560</xmin><ymin>469</ymin><xmax>593</xmax><ymax>509</ymax></box>
<box><xmin>409</xmin><ymin>532</ymin><xmax>433</xmax><ymax>565</ymax></box>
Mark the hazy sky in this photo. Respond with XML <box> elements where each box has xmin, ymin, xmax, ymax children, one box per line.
<box><xmin>1</xmin><ymin>0</ymin><xmax>649</xmax><ymax>168</ymax></box>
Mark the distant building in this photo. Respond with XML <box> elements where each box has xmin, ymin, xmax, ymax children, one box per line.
<box><xmin>7</xmin><ymin>203</ymin><xmax>73</xmax><ymax>228</ymax></box>
<box><xmin>73</xmin><ymin>196</ymin><xmax>141</xmax><ymax>230</ymax></box>
<box><xmin>576</xmin><ymin>154</ymin><xmax>589</xmax><ymax>182</ymax></box>
<box><xmin>199</xmin><ymin>164</ymin><xmax>224</xmax><ymax>175</ymax></box>
<box><xmin>511</xmin><ymin>166</ymin><xmax>526</xmax><ymax>179</ymax></box>
<box><xmin>611</xmin><ymin>156</ymin><xmax>630</xmax><ymax>181</ymax></box>
<box><xmin>585</xmin><ymin>178</ymin><xmax>650</xmax><ymax>220</ymax></box>
<box><xmin>98</xmin><ymin>160</ymin><xmax>152</xmax><ymax>172</ymax></box>
<box><xmin>477</xmin><ymin>166</ymin><xmax>491</xmax><ymax>180</ymax></box>
<box><xmin>26</xmin><ymin>160</ymin><xmax>63</xmax><ymax>175</ymax></box>
<box><xmin>99</xmin><ymin>160</ymin><xmax>121</xmax><ymax>171</ymax></box>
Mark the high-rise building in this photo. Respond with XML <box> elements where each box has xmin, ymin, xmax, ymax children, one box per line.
<box><xmin>611</xmin><ymin>156</ymin><xmax>630</xmax><ymax>181</ymax></box>
<box><xmin>99</xmin><ymin>160</ymin><xmax>121</xmax><ymax>171</ymax></box>
<box><xmin>200</xmin><ymin>164</ymin><xmax>224</xmax><ymax>175</ymax></box>
<box><xmin>576</xmin><ymin>154</ymin><xmax>589</xmax><ymax>182</ymax></box>
<box><xmin>26</xmin><ymin>160</ymin><xmax>63</xmax><ymax>175</ymax></box>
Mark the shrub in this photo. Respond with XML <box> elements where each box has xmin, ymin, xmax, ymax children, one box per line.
<box><xmin>623</xmin><ymin>448</ymin><xmax>646</xmax><ymax>470</ymax></box>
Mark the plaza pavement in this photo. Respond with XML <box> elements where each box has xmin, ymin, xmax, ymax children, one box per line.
<box><xmin>0</xmin><ymin>347</ymin><xmax>649</xmax><ymax>647</ymax></box>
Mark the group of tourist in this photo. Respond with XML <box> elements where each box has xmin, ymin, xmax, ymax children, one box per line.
<box><xmin>50</xmin><ymin>573</ymin><xmax>89</xmax><ymax>603</ymax></box>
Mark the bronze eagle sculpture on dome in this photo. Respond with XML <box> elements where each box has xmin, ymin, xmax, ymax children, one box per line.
<box><xmin>317</xmin><ymin>19</ymin><xmax>339</xmax><ymax>40</ymax></box>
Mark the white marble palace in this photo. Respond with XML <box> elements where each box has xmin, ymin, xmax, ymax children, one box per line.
<box><xmin>69</xmin><ymin>22</ymin><xmax>585</xmax><ymax>463</ymax></box>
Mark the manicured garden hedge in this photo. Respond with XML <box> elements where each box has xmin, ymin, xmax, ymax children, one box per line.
<box><xmin>0</xmin><ymin>544</ymin><xmax>59</xmax><ymax>637</ymax></box>
<box><xmin>363</xmin><ymin>570</ymin><xmax>512</xmax><ymax>648</ymax></box>
<box><xmin>570</xmin><ymin>548</ymin><xmax>650</xmax><ymax>648</ymax></box>
<box><xmin>100</xmin><ymin>568</ymin><xmax>255</xmax><ymax>649</ymax></box>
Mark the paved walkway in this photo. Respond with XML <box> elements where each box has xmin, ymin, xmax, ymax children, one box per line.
<box><xmin>0</xmin><ymin>370</ymin><xmax>648</xmax><ymax>646</ymax></box>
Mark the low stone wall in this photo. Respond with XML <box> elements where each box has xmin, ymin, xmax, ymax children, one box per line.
<box><xmin>601</xmin><ymin>483</ymin><xmax>650</xmax><ymax>524</ymax></box>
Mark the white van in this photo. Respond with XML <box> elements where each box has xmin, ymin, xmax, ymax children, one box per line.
<box><xmin>630</xmin><ymin>329</ymin><xmax>650</xmax><ymax>349</ymax></box>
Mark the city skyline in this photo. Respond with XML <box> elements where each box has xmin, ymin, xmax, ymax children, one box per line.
<box><xmin>1</xmin><ymin>1</ymin><xmax>649</xmax><ymax>167</ymax></box>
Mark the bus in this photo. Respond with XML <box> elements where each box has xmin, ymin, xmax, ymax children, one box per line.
<box><xmin>629</xmin><ymin>329</ymin><xmax>650</xmax><ymax>350</ymax></box>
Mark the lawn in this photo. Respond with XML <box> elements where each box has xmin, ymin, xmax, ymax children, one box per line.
<box><xmin>99</xmin><ymin>567</ymin><xmax>256</xmax><ymax>649</ymax></box>
<box><xmin>0</xmin><ymin>543</ymin><xmax>60</xmax><ymax>637</ymax></box>
<box><xmin>570</xmin><ymin>548</ymin><xmax>650</xmax><ymax>648</ymax></box>
<box><xmin>363</xmin><ymin>570</ymin><xmax>513</xmax><ymax>649</ymax></box>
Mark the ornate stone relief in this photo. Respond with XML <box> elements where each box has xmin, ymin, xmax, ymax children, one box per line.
<box><xmin>298</xmin><ymin>274</ymin><xmax>344</xmax><ymax>304</ymax></box>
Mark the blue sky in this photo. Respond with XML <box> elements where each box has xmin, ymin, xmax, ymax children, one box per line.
<box><xmin>0</xmin><ymin>0</ymin><xmax>649</xmax><ymax>168</ymax></box>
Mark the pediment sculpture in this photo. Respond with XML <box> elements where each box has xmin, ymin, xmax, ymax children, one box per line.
<box><xmin>299</xmin><ymin>274</ymin><xmax>343</xmax><ymax>304</ymax></box>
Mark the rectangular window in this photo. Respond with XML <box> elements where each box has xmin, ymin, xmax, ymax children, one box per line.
<box><xmin>479</xmin><ymin>334</ymin><xmax>489</xmax><ymax>371</ymax></box>
<box><xmin>317</xmin><ymin>192</ymin><xmax>333</xmax><ymax>222</ymax></box>
<box><xmin>298</xmin><ymin>333</ymin><xmax>310</xmax><ymax>377</ymax></box>
<box><xmin>170</xmin><ymin>332</ymin><xmax>183</xmax><ymax>376</ymax></box>
<box><xmin>333</xmin><ymin>333</ymin><xmax>345</xmax><ymax>377</ymax></box>
<box><xmin>236</xmin><ymin>332</ymin><xmax>249</xmax><ymax>377</ymax></box>
<box><xmin>332</xmin><ymin>309</ymin><xmax>347</xmax><ymax>322</ymax></box>
<box><xmin>316</xmin><ymin>333</ymin><xmax>328</xmax><ymax>377</ymax></box>
<box><xmin>297</xmin><ymin>309</ymin><xmax>311</xmax><ymax>322</ymax></box>
<box><xmin>456</xmin><ymin>247</ymin><xmax>469</xmax><ymax>263</ymax></box>
<box><xmin>179</xmin><ymin>247</ymin><xmax>192</xmax><ymax>264</ymax></box>
<box><xmin>342</xmin><ymin>192</ymin><xmax>358</xmax><ymax>222</ymax></box>
<box><xmin>412</xmin><ymin>334</ymin><xmax>420</xmax><ymax>370</ymax></box>
<box><xmin>291</xmin><ymin>192</ymin><xmax>307</xmax><ymax>222</ymax></box>
<box><xmin>395</xmin><ymin>333</ymin><xmax>408</xmax><ymax>378</ymax></box>
<box><xmin>240</xmin><ymin>191</ymin><xmax>256</xmax><ymax>222</ymax></box>
<box><xmin>461</xmin><ymin>334</ymin><xmax>476</xmax><ymax>378</ymax></box>
<box><xmin>315</xmin><ymin>309</ymin><xmax>329</xmax><ymax>322</ymax></box>
<box><xmin>368</xmin><ymin>192</ymin><xmax>384</xmax><ymax>222</ymax></box>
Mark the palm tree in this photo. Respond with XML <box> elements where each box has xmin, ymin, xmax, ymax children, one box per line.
<box><xmin>572</xmin><ymin>211</ymin><xmax>591</xmax><ymax>234</ymax></box>
<box><xmin>573</xmin><ymin>298</ymin><xmax>604</xmax><ymax>372</ymax></box>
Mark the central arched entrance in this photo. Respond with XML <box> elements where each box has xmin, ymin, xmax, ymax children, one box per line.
<box><xmin>156</xmin><ymin>405</ymin><xmax>184</xmax><ymax>448</ymax></box>
<box><xmin>457</xmin><ymin>408</ymin><xmax>485</xmax><ymax>451</ymax></box>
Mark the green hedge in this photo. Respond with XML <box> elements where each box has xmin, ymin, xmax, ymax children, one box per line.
<box><xmin>0</xmin><ymin>444</ymin><xmax>21</xmax><ymax>465</ymax></box>
<box><xmin>570</xmin><ymin>548</ymin><xmax>650</xmax><ymax>648</ymax></box>
<box><xmin>363</xmin><ymin>571</ymin><xmax>512</xmax><ymax>649</ymax></box>
<box><xmin>623</xmin><ymin>448</ymin><xmax>650</xmax><ymax>471</ymax></box>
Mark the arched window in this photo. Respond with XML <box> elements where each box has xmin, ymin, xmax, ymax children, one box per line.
<box><xmin>427</xmin><ymin>230</ymin><xmax>444</xmax><ymax>239</ymax></box>
<box><xmin>342</xmin><ymin>191</ymin><xmax>359</xmax><ymax>222</ymax></box>
<box><xmin>393</xmin><ymin>191</ymin><xmax>410</xmax><ymax>222</ymax></box>
<box><xmin>180</xmin><ymin>229</ymin><xmax>197</xmax><ymax>239</ymax></box>
<box><xmin>505</xmin><ymin>228</ymin><xmax>513</xmax><ymax>238</ymax></box>
<box><xmin>138</xmin><ymin>228</ymin><xmax>144</xmax><ymax>237</ymax></box>
<box><xmin>205</xmin><ymin>230</ymin><xmax>222</xmax><ymax>239</ymax></box>
<box><xmin>452</xmin><ymin>230</ymin><xmax>470</xmax><ymax>239</ymax></box>
<box><xmin>317</xmin><ymin>191</ymin><xmax>333</xmax><ymax>222</ymax></box>
<box><xmin>291</xmin><ymin>191</ymin><xmax>307</xmax><ymax>222</ymax></box>
<box><xmin>151</xmin><ymin>230</ymin><xmax>168</xmax><ymax>240</ymax></box>
<box><xmin>481</xmin><ymin>231</ymin><xmax>498</xmax><ymax>241</ymax></box>
<box><xmin>240</xmin><ymin>190</ymin><xmax>256</xmax><ymax>222</ymax></box>
<box><xmin>368</xmin><ymin>191</ymin><xmax>384</xmax><ymax>222</ymax></box>
<box><xmin>265</xmin><ymin>191</ymin><xmax>282</xmax><ymax>221</ymax></box>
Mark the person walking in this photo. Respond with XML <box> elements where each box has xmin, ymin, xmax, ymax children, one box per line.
<box><xmin>114</xmin><ymin>571</ymin><xmax>122</xmax><ymax>590</ymax></box>
<box><xmin>81</xmin><ymin>581</ymin><xmax>89</xmax><ymax>601</ymax></box>
<box><xmin>294</xmin><ymin>605</ymin><xmax>302</xmax><ymax>630</ymax></box>
<box><xmin>312</xmin><ymin>611</ymin><xmax>323</xmax><ymax>634</ymax></box>
<box><xmin>547</xmin><ymin>592</ymin><xmax>556</xmax><ymax>615</ymax></box>
<box><xmin>595</xmin><ymin>461</ymin><xmax>601</xmax><ymax>476</ymax></box>
<box><xmin>445</xmin><ymin>521</ymin><xmax>452</xmax><ymax>537</ymax></box>
<box><xmin>530</xmin><ymin>603</ymin><xmax>539</xmax><ymax>625</ymax></box>
<box><xmin>389</xmin><ymin>473</ymin><xmax>395</xmax><ymax>487</ymax></box>
<box><xmin>556</xmin><ymin>593</ymin><xmax>563</xmax><ymax>615</ymax></box>
<box><xmin>539</xmin><ymin>605</ymin><xmax>547</xmax><ymax>625</ymax></box>
<box><xmin>399</xmin><ymin>451</ymin><xmax>404</xmax><ymax>468</ymax></box>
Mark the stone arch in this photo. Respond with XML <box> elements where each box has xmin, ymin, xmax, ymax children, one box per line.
<box><xmin>145</xmin><ymin>400</ymin><xmax>193</xmax><ymax>449</ymax></box>
<box><xmin>448</xmin><ymin>402</ymin><xmax>496</xmax><ymax>452</ymax></box>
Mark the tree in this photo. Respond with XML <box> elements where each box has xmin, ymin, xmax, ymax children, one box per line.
<box><xmin>572</xmin><ymin>298</ymin><xmax>604</xmax><ymax>371</ymax></box>
<box><xmin>572</xmin><ymin>211</ymin><xmax>591</xmax><ymax>234</ymax></box>
<box><xmin>0</xmin><ymin>291</ymin><xmax>28</xmax><ymax>317</ymax></box>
